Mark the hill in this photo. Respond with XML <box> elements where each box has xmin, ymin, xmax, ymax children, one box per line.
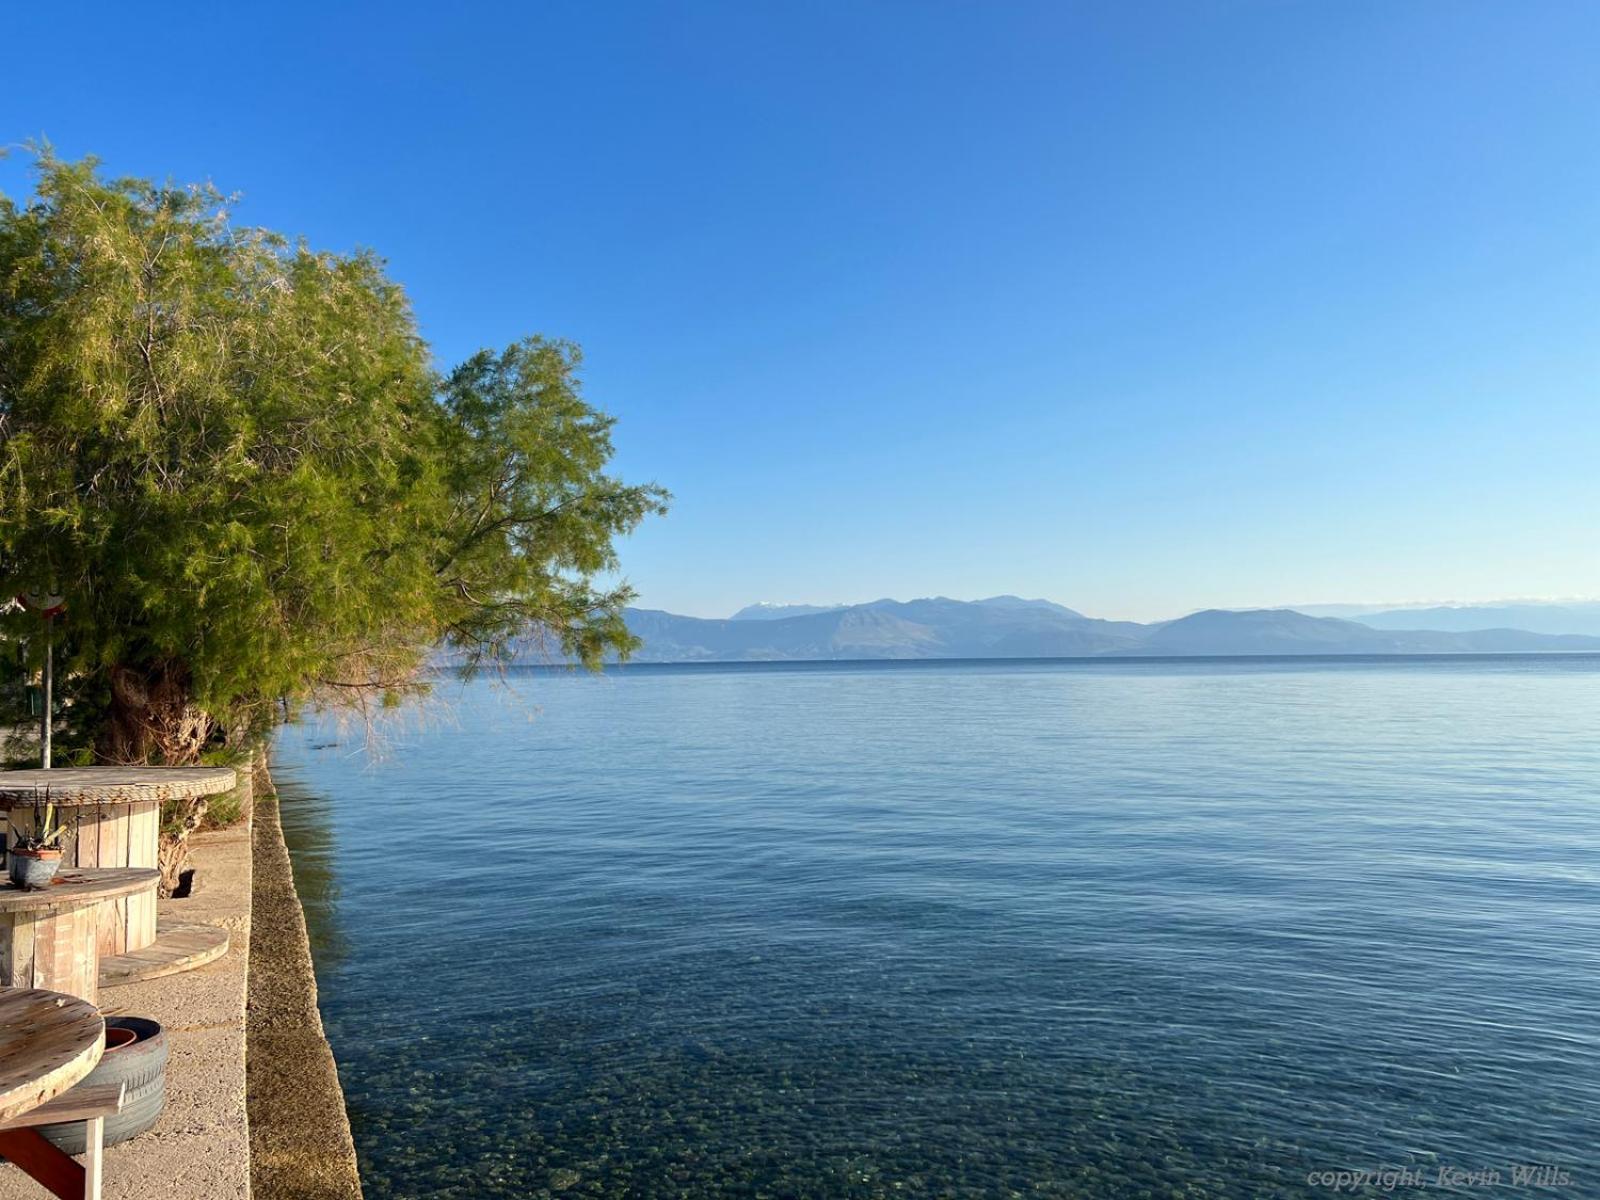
<box><xmin>1351</xmin><ymin>603</ymin><xmax>1600</xmax><ymax>638</ymax></box>
<box><xmin>729</xmin><ymin>602</ymin><xmax>849</xmax><ymax>621</ymax></box>
<box><xmin>1138</xmin><ymin>609</ymin><xmax>1600</xmax><ymax>656</ymax></box>
<box><xmin>609</xmin><ymin>601</ymin><xmax>1600</xmax><ymax>662</ymax></box>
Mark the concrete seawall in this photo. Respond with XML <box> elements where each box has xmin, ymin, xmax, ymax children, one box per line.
<box><xmin>247</xmin><ymin>787</ymin><xmax>364</xmax><ymax>1199</ymax></box>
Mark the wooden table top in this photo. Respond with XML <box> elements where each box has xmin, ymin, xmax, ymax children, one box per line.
<box><xmin>0</xmin><ymin>987</ymin><xmax>104</xmax><ymax>1125</ymax></box>
<box><xmin>0</xmin><ymin>767</ymin><xmax>237</xmax><ymax>807</ymax></box>
<box><xmin>0</xmin><ymin>869</ymin><xmax>161</xmax><ymax>914</ymax></box>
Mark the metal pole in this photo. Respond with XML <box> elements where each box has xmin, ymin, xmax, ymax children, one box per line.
<box><xmin>40</xmin><ymin>615</ymin><xmax>52</xmax><ymax>770</ymax></box>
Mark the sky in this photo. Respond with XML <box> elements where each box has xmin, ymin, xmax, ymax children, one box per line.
<box><xmin>5</xmin><ymin>2</ymin><xmax>1598</xmax><ymax>621</ymax></box>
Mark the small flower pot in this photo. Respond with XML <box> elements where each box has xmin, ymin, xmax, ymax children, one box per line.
<box><xmin>9</xmin><ymin>847</ymin><xmax>63</xmax><ymax>890</ymax></box>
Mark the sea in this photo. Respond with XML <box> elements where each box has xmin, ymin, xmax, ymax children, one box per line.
<box><xmin>270</xmin><ymin>656</ymin><xmax>1600</xmax><ymax>1198</ymax></box>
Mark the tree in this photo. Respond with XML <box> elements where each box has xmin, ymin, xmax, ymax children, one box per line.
<box><xmin>0</xmin><ymin>150</ymin><xmax>668</xmax><ymax>766</ymax></box>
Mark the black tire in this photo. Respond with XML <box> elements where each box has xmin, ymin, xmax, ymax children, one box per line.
<box><xmin>35</xmin><ymin>1017</ymin><xmax>169</xmax><ymax>1154</ymax></box>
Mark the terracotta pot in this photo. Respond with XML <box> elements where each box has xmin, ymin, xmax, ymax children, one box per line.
<box><xmin>104</xmin><ymin>1027</ymin><xmax>139</xmax><ymax>1052</ymax></box>
<box><xmin>8</xmin><ymin>847</ymin><xmax>62</xmax><ymax>890</ymax></box>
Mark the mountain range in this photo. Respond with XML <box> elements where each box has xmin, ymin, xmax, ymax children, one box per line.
<box><xmin>1347</xmin><ymin>602</ymin><xmax>1600</xmax><ymax>638</ymax></box>
<box><xmin>611</xmin><ymin>596</ymin><xmax>1600</xmax><ymax>662</ymax></box>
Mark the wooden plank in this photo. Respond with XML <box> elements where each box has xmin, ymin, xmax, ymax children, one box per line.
<box><xmin>41</xmin><ymin>916</ymin><xmax>68</xmax><ymax>999</ymax></box>
<box><xmin>130</xmin><ymin>803</ymin><xmax>160</xmax><ymax>869</ymax></box>
<box><xmin>74</xmin><ymin>809</ymin><xmax>96</xmax><ymax>871</ymax></box>
<box><xmin>84</xmin><ymin>811</ymin><xmax>100</xmax><ymax>871</ymax></box>
<box><xmin>114</xmin><ymin>807</ymin><xmax>129</xmax><ymax>869</ymax></box>
<box><xmin>64</xmin><ymin>911</ymin><xmax>82</xmax><ymax>1002</ymax></box>
<box><xmin>0</xmin><ymin>917</ymin><xmax>14</xmax><ymax>988</ymax></box>
<box><xmin>163</xmin><ymin>928</ymin><xmax>222</xmax><ymax>951</ymax></box>
<box><xmin>75</xmin><ymin>809</ymin><xmax>97</xmax><ymax>871</ymax></box>
<box><xmin>74</xmin><ymin>907</ymin><xmax>98</xmax><ymax>1003</ymax></box>
<box><xmin>127</xmin><ymin>894</ymin><xmax>153</xmax><ymax>952</ymax></box>
<box><xmin>0</xmin><ymin>1082</ymin><xmax>123</xmax><ymax>1129</ymax></box>
<box><xmin>0</xmin><ymin>1127</ymin><xmax>86</xmax><ymax>1199</ymax></box>
<box><xmin>11</xmin><ymin>914</ymin><xmax>36</xmax><ymax>988</ymax></box>
<box><xmin>55</xmin><ymin>914</ymin><xmax>72</xmax><ymax>995</ymax></box>
<box><xmin>25</xmin><ymin>908</ymin><xmax>94</xmax><ymax>1004</ymax></box>
<box><xmin>84</xmin><ymin>1115</ymin><xmax>104</xmax><ymax>1200</ymax></box>
<box><xmin>96</xmin><ymin>807</ymin><xmax>118</xmax><ymax>870</ymax></box>
<box><xmin>109</xmin><ymin>808</ymin><xmax>129</xmax><ymax>956</ymax></box>
<box><xmin>94</xmin><ymin>911</ymin><xmax>117</xmax><ymax>961</ymax></box>
<box><xmin>105</xmin><ymin>900</ymin><xmax>127</xmax><ymax>958</ymax></box>
<box><xmin>103</xmin><ymin>946</ymin><xmax>174</xmax><ymax>966</ymax></box>
<box><xmin>128</xmin><ymin>803</ymin><xmax>159</xmax><ymax>948</ymax></box>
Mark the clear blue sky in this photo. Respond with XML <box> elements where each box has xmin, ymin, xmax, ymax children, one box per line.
<box><xmin>6</xmin><ymin>2</ymin><xmax>1598</xmax><ymax>620</ymax></box>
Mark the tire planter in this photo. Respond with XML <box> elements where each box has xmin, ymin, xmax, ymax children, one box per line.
<box><xmin>35</xmin><ymin>1017</ymin><xmax>168</xmax><ymax>1154</ymax></box>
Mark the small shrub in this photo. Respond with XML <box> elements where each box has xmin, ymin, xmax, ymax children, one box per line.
<box><xmin>201</xmin><ymin>786</ymin><xmax>247</xmax><ymax>830</ymax></box>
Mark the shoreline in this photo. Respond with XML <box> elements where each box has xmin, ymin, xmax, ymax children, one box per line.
<box><xmin>246</xmin><ymin>783</ymin><xmax>364</xmax><ymax>1199</ymax></box>
<box><xmin>443</xmin><ymin>649</ymin><xmax>1600</xmax><ymax>675</ymax></box>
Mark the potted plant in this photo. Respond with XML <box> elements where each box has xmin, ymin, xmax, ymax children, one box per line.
<box><xmin>8</xmin><ymin>798</ymin><xmax>73</xmax><ymax>890</ymax></box>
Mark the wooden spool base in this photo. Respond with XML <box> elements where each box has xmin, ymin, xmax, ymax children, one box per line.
<box><xmin>98</xmin><ymin>922</ymin><xmax>229</xmax><ymax>989</ymax></box>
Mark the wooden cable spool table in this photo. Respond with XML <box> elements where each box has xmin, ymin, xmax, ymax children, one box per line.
<box><xmin>0</xmin><ymin>872</ymin><xmax>160</xmax><ymax>1004</ymax></box>
<box><xmin>0</xmin><ymin>988</ymin><xmax>102</xmax><ymax>1126</ymax></box>
<box><xmin>0</xmin><ymin>768</ymin><xmax>236</xmax><ymax>957</ymax></box>
<box><xmin>0</xmin><ymin>987</ymin><xmax>122</xmax><ymax>1199</ymax></box>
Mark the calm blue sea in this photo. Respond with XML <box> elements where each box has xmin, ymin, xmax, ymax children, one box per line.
<box><xmin>271</xmin><ymin>657</ymin><xmax>1600</xmax><ymax>1199</ymax></box>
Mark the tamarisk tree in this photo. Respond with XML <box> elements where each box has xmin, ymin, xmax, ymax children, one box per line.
<box><xmin>0</xmin><ymin>152</ymin><xmax>667</xmax><ymax>764</ymax></box>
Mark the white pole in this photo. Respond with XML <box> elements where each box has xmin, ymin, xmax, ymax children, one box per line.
<box><xmin>40</xmin><ymin>615</ymin><xmax>52</xmax><ymax>770</ymax></box>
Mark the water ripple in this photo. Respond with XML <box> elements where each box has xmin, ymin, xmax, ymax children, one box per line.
<box><xmin>274</xmin><ymin>658</ymin><xmax>1600</xmax><ymax>1198</ymax></box>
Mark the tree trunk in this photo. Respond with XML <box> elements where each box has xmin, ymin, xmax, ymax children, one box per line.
<box><xmin>99</xmin><ymin>661</ymin><xmax>222</xmax><ymax>895</ymax></box>
<box><xmin>99</xmin><ymin>661</ymin><xmax>214</xmax><ymax>765</ymax></box>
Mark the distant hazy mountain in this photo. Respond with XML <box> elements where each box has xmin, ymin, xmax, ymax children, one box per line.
<box><xmin>609</xmin><ymin>600</ymin><xmax>1600</xmax><ymax>662</ymax></box>
<box><xmin>625</xmin><ymin>599</ymin><xmax>1139</xmax><ymax>661</ymax></box>
<box><xmin>1139</xmin><ymin>609</ymin><xmax>1376</xmax><ymax>655</ymax></box>
<box><xmin>730</xmin><ymin>602</ymin><xmax>849</xmax><ymax>621</ymax></box>
<box><xmin>1351</xmin><ymin>603</ymin><xmax>1600</xmax><ymax>638</ymax></box>
<box><xmin>1138</xmin><ymin>609</ymin><xmax>1600</xmax><ymax>655</ymax></box>
<box><xmin>970</xmin><ymin>594</ymin><xmax>1088</xmax><ymax>619</ymax></box>
<box><xmin>729</xmin><ymin>595</ymin><xmax>1082</xmax><ymax>622</ymax></box>
<box><xmin>1267</xmin><ymin>603</ymin><xmax>1394</xmax><ymax>619</ymax></box>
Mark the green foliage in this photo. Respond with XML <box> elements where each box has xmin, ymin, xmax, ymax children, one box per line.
<box><xmin>200</xmin><ymin>787</ymin><xmax>249</xmax><ymax>831</ymax></box>
<box><xmin>435</xmin><ymin>341</ymin><xmax>668</xmax><ymax>671</ymax></box>
<box><xmin>0</xmin><ymin>150</ymin><xmax>667</xmax><ymax>761</ymax></box>
<box><xmin>197</xmin><ymin>745</ymin><xmax>252</xmax><ymax>829</ymax></box>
